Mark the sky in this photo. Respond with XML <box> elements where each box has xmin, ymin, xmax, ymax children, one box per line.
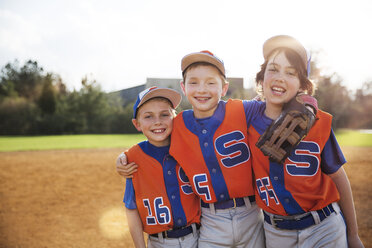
<box><xmin>1</xmin><ymin>0</ymin><xmax>372</xmax><ymax>93</ymax></box>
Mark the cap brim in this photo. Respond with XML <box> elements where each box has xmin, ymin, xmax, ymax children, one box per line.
<box><xmin>137</xmin><ymin>88</ymin><xmax>182</xmax><ymax>110</ymax></box>
<box><xmin>263</xmin><ymin>35</ymin><xmax>308</xmax><ymax>69</ymax></box>
<box><xmin>181</xmin><ymin>52</ymin><xmax>225</xmax><ymax>77</ymax></box>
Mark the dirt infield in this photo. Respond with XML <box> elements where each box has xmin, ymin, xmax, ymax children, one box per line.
<box><xmin>0</xmin><ymin>147</ymin><xmax>371</xmax><ymax>247</ymax></box>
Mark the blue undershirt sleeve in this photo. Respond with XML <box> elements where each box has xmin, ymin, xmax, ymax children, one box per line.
<box><xmin>320</xmin><ymin>129</ymin><xmax>347</xmax><ymax>174</ymax></box>
<box><xmin>123</xmin><ymin>178</ymin><xmax>137</xmax><ymax>209</ymax></box>
<box><xmin>243</xmin><ymin>100</ymin><xmax>265</xmax><ymax>127</ymax></box>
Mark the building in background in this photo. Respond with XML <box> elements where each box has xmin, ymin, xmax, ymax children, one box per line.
<box><xmin>114</xmin><ymin>77</ymin><xmax>244</xmax><ymax>107</ymax></box>
<box><xmin>114</xmin><ymin>84</ymin><xmax>146</xmax><ymax>106</ymax></box>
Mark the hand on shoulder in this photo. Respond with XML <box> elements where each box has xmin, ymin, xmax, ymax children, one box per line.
<box><xmin>116</xmin><ymin>152</ymin><xmax>138</xmax><ymax>178</ymax></box>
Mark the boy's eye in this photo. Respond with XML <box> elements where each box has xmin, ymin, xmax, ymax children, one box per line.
<box><xmin>267</xmin><ymin>66</ymin><xmax>278</xmax><ymax>72</ymax></box>
<box><xmin>287</xmin><ymin>70</ymin><xmax>297</xmax><ymax>76</ymax></box>
<box><xmin>144</xmin><ymin>115</ymin><xmax>152</xmax><ymax>119</ymax></box>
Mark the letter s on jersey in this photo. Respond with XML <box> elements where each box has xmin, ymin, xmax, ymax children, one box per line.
<box><xmin>193</xmin><ymin>174</ymin><xmax>211</xmax><ymax>201</ymax></box>
<box><xmin>178</xmin><ymin>167</ymin><xmax>193</xmax><ymax>195</ymax></box>
<box><xmin>215</xmin><ymin>131</ymin><xmax>250</xmax><ymax>168</ymax></box>
<box><xmin>286</xmin><ymin>141</ymin><xmax>320</xmax><ymax>176</ymax></box>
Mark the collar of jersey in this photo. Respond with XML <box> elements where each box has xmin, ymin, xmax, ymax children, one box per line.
<box><xmin>182</xmin><ymin>101</ymin><xmax>226</xmax><ymax>136</ymax></box>
<box><xmin>138</xmin><ymin>141</ymin><xmax>171</xmax><ymax>164</ymax></box>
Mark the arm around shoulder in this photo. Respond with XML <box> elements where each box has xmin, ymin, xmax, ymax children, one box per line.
<box><xmin>125</xmin><ymin>207</ymin><xmax>146</xmax><ymax>248</ymax></box>
<box><xmin>116</xmin><ymin>152</ymin><xmax>138</xmax><ymax>178</ymax></box>
<box><xmin>329</xmin><ymin>167</ymin><xmax>364</xmax><ymax>248</ymax></box>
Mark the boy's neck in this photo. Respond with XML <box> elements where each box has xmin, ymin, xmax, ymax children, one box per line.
<box><xmin>192</xmin><ymin>102</ymin><xmax>220</xmax><ymax>119</ymax></box>
<box><xmin>193</xmin><ymin>112</ymin><xmax>214</xmax><ymax>119</ymax></box>
<box><xmin>147</xmin><ymin>139</ymin><xmax>170</xmax><ymax>147</ymax></box>
<box><xmin>264</xmin><ymin>104</ymin><xmax>282</xmax><ymax>120</ymax></box>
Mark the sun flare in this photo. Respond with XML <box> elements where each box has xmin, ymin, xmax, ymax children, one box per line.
<box><xmin>99</xmin><ymin>207</ymin><xmax>128</xmax><ymax>239</ymax></box>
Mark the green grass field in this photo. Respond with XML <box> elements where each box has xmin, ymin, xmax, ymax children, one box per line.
<box><xmin>334</xmin><ymin>129</ymin><xmax>372</xmax><ymax>147</ymax></box>
<box><xmin>0</xmin><ymin>130</ymin><xmax>371</xmax><ymax>152</ymax></box>
<box><xmin>0</xmin><ymin>134</ymin><xmax>145</xmax><ymax>152</ymax></box>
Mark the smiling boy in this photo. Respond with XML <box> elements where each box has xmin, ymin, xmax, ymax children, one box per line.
<box><xmin>248</xmin><ymin>35</ymin><xmax>364</xmax><ymax>248</ymax></box>
<box><xmin>170</xmin><ymin>51</ymin><xmax>265</xmax><ymax>247</ymax></box>
<box><xmin>123</xmin><ymin>86</ymin><xmax>201</xmax><ymax>248</ymax></box>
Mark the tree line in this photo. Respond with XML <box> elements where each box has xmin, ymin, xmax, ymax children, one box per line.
<box><xmin>0</xmin><ymin>60</ymin><xmax>137</xmax><ymax>135</ymax></box>
<box><xmin>0</xmin><ymin>59</ymin><xmax>371</xmax><ymax>135</ymax></box>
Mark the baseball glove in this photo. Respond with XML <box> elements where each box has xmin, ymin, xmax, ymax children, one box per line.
<box><xmin>256</xmin><ymin>95</ymin><xmax>317</xmax><ymax>164</ymax></box>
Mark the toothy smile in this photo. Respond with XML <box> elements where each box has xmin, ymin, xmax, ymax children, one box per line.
<box><xmin>271</xmin><ymin>86</ymin><xmax>285</xmax><ymax>95</ymax></box>
<box><xmin>152</xmin><ymin>128</ymin><xmax>166</xmax><ymax>133</ymax></box>
<box><xmin>195</xmin><ymin>97</ymin><xmax>210</xmax><ymax>102</ymax></box>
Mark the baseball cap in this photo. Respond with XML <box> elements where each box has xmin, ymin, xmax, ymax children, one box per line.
<box><xmin>263</xmin><ymin>35</ymin><xmax>310</xmax><ymax>76</ymax></box>
<box><xmin>181</xmin><ymin>50</ymin><xmax>225</xmax><ymax>78</ymax></box>
<box><xmin>133</xmin><ymin>86</ymin><xmax>182</xmax><ymax>118</ymax></box>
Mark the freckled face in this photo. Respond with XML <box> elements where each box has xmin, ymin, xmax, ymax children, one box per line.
<box><xmin>181</xmin><ymin>65</ymin><xmax>228</xmax><ymax>118</ymax></box>
<box><xmin>262</xmin><ymin>51</ymin><xmax>301</xmax><ymax>109</ymax></box>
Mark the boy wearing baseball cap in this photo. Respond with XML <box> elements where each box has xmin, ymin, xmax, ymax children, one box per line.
<box><xmin>169</xmin><ymin>50</ymin><xmax>266</xmax><ymax>247</ymax></box>
<box><xmin>117</xmin><ymin>50</ymin><xmax>319</xmax><ymax>247</ymax></box>
<box><xmin>249</xmin><ymin>35</ymin><xmax>364</xmax><ymax>248</ymax></box>
<box><xmin>123</xmin><ymin>86</ymin><xmax>201</xmax><ymax>248</ymax></box>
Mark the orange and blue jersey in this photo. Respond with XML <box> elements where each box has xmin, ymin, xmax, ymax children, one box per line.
<box><xmin>123</xmin><ymin>141</ymin><xmax>200</xmax><ymax>234</ymax></box>
<box><xmin>248</xmin><ymin>105</ymin><xmax>346</xmax><ymax>216</ymax></box>
<box><xmin>170</xmin><ymin>99</ymin><xmax>264</xmax><ymax>204</ymax></box>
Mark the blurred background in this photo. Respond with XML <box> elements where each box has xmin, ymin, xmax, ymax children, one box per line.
<box><xmin>1</xmin><ymin>0</ymin><xmax>372</xmax><ymax>135</ymax></box>
<box><xmin>1</xmin><ymin>1</ymin><xmax>371</xmax><ymax>247</ymax></box>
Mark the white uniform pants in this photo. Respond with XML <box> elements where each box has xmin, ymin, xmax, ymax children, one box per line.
<box><xmin>264</xmin><ymin>203</ymin><xmax>347</xmax><ymax>248</ymax></box>
<box><xmin>147</xmin><ymin>229</ymin><xmax>199</xmax><ymax>248</ymax></box>
<box><xmin>198</xmin><ymin>203</ymin><xmax>265</xmax><ymax>248</ymax></box>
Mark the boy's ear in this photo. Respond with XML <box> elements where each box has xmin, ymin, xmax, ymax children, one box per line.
<box><xmin>180</xmin><ymin>81</ymin><xmax>186</xmax><ymax>96</ymax></box>
<box><xmin>132</xmin><ymin>119</ymin><xmax>142</xmax><ymax>132</ymax></box>
<box><xmin>221</xmin><ymin>81</ymin><xmax>229</xmax><ymax>97</ymax></box>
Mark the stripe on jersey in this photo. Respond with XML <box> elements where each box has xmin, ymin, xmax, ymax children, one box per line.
<box><xmin>182</xmin><ymin>103</ymin><xmax>231</xmax><ymax>202</ymax></box>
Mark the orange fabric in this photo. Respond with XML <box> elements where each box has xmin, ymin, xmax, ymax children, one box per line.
<box><xmin>126</xmin><ymin>145</ymin><xmax>200</xmax><ymax>234</ymax></box>
<box><xmin>170</xmin><ymin>99</ymin><xmax>254</xmax><ymax>203</ymax></box>
<box><xmin>249</xmin><ymin>110</ymin><xmax>340</xmax><ymax>215</ymax></box>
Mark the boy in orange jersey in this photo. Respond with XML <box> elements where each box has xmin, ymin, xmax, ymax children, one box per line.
<box><xmin>168</xmin><ymin>51</ymin><xmax>265</xmax><ymax>247</ymax></box>
<box><xmin>117</xmin><ymin>50</ymin><xmax>318</xmax><ymax>247</ymax></box>
<box><xmin>118</xmin><ymin>51</ymin><xmax>266</xmax><ymax>247</ymax></box>
<box><xmin>248</xmin><ymin>35</ymin><xmax>364</xmax><ymax>248</ymax></box>
<box><xmin>123</xmin><ymin>86</ymin><xmax>201</xmax><ymax>248</ymax></box>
